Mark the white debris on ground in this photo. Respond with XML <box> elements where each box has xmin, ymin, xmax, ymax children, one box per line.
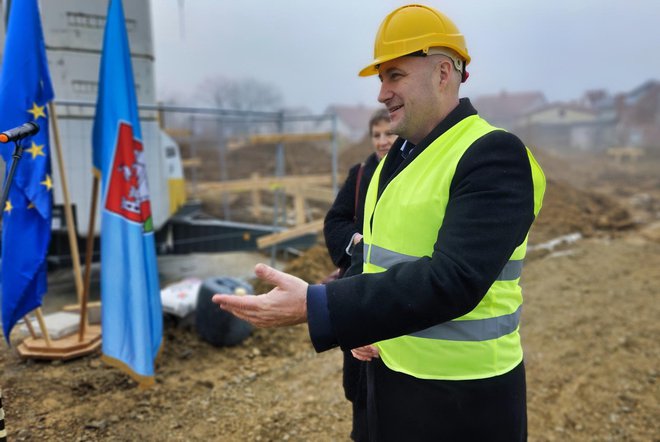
<box><xmin>528</xmin><ymin>232</ymin><xmax>582</xmax><ymax>253</ymax></box>
<box><xmin>160</xmin><ymin>278</ymin><xmax>202</xmax><ymax>318</ymax></box>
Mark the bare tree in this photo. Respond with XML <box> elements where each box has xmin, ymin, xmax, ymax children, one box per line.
<box><xmin>196</xmin><ymin>76</ymin><xmax>284</xmax><ymax>112</ymax></box>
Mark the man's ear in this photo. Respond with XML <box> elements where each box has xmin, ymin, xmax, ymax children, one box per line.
<box><xmin>434</xmin><ymin>58</ymin><xmax>453</xmax><ymax>89</ymax></box>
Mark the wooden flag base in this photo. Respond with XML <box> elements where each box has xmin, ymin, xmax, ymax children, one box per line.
<box><xmin>16</xmin><ymin>325</ymin><xmax>102</xmax><ymax>361</ymax></box>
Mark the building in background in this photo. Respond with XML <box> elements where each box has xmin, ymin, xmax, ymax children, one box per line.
<box><xmin>472</xmin><ymin>90</ymin><xmax>547</xmax><ymax>130</ymax></box>
<box><xmin>513</xmin><ymin>103</ymin><xmax>602</xmax><ymax>152</ymax></box>
<box><xmin>615</xmin><ymin>80</ymin><xmax>660</xmax><ymax>150</ymax></box>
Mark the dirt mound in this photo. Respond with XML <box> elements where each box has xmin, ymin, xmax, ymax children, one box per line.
<box><xmin>225</xmin><ymin>143</ymin><xmax>333</xmax><ymax>178</ymax></box>
<box><xmin>339</xmin><ymin>138</ymin><xmax>373</xmax><ymax>171</ymax></box>
<box><xmin>531</xmin><ymin>178</ymin><xmax>635</xmax><ymax>244</ymax></box>
<box><xmin>281</xmin><ymin>245</ymin><xmax>336</xmax><ymax>283</ymax></box>
<box><xmin>179</xmin><ymin>134</ymin><xmax>384</xmax><ymax>185</ymax></box>
<box><xmin>180</xmin><ymin>140</ymin><xmax>334</xmax><ymax>182</ymax></box>
<box><xmin>251</xmin><ymin>244</ymin><xmax>336</xmax><ymax>294</ymax></box>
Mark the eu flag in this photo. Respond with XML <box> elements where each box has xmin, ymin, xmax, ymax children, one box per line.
<box><xmin>93</xmin><ymin>0</ymin><xmax>162</xmax><ymax>387</ymax></box>
<box><xmin>0</xmin><ymin>0</ymin><xmax>54</xmax><ymax>342</ymax></box>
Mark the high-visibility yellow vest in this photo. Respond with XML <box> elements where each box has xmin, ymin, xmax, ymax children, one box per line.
<box><xmin>362</xmin><ymin>115</ymin><xmax>545</xmax><ymax>380</ymax></box>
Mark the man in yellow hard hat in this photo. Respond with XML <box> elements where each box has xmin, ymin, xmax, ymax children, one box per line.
<box><xmin>213</xmin><ymin>4</ymin><xmax>545</xmax><ymax>440</ymax></box>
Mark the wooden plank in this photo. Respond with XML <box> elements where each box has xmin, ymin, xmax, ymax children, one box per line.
<box><xmin>250</xmin><ymin>172</ymin><xmax>262</xmax><ymax>218</ymax></box>
<box><xmin>257</xmin><ymin>219</ymin><xmax>324</xmax><ymax>249</ymax></box>
<box><xmin>195</xmin><ymin>174</ymin><xmax>332</xmax><ymax>193</ymax></box>
<box><xmin>249</xmin><ymin>132</ymin><xmax>333</xmax><ymax>145</ymax></box>
<box><xmin>288</xmin><ymin>185</ymin><xmax>336</xmax><ymax>203</ymax></box>
<box><xmin>293</xmin><ymin>191</ymin><xmax>306</xmax><ymax>225</ymax></box>
<box><xmin>164</xmin><ymin>128</ymin><xmax>192</xmax><ymax>138</ymax></box>
<box><xmin>182</xmin><ymin>157</ymin><xmax>202</xmax><ymax>168</ymax></box>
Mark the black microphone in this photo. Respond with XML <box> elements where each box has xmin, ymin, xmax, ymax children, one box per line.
<box><xmin>0</xmin><ymin>121</ymin><xmax>40</xmax><ymax>143</ymax></box>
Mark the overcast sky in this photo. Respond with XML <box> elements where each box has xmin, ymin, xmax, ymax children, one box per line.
<box><xmin>152</xmin><ymin>0</ymin><xmax>660</xmax><ymax>113</ymax></box>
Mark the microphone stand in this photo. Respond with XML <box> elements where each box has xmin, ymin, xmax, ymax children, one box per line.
<box><xmin>0</xmin><ymin>139</ymin><xmax>24</xmax><ymax>222</ymax></box>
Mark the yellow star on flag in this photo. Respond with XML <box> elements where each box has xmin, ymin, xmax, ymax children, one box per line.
<box><xmin>28</xmin><ymin>202</ymin><xmax>35</xmax><ymax>209</ymax></box>
<box><xmin>4</xmin><ymin>199</ymin><xmax>13</xmax><ymax>213</ymax></box>
<box><xmin>25</xmin><ymin>141</ymin><xmax>45</xmax><ymax>159</ymax></box>
<box><xmin>27</xmin><ymin>102</ymin><xmax>46</xmax><ymax>120</ymax></box>
<box><xmin>40</xmin><ymin>174</ymin><xmax>53</xmax><ymax>191</ymax></box>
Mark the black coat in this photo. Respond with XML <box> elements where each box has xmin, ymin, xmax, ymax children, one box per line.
<box><xmin>323</xmin><ymin>152</ymin><xmax>380</xmax><ymax>272</ymax></box>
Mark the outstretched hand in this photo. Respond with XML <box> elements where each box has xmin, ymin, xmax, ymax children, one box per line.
<box><xmin>211</xmin><ymin>263</ymin><xmax>309</xmax><ymax>328</ymax></box>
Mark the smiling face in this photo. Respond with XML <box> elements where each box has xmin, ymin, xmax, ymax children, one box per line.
<box><xmin>370</xmin><ymin>119</ymin><xmax>397</xmax><ymax>160</ymax></box>
<box><xmin>377</xmin><ymin>54</ymin><xmax>459</xmax><ymax>144</ymax></box>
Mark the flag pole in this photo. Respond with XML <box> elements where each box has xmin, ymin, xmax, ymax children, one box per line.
<box><xmin>22</xmin><ymin>315</ymin><xmax>37</xmax><ymax>339</ymax></box>
<box><xmin>33</xmin><ymin>308</ymin><xmax>51</xmax><ymax>347</ymax></box>
<box><xmin>78</xmin><ymin>175</ymin><xmax>99</xmax><ymax>342</ymax></box>
<box><xmin>47</xmin><ymin>102</ymin><xmax>85</xmax><ymax>306</ymax></box>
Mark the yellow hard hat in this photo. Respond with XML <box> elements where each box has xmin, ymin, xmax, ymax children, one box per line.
<box><xmin>359</xmin><ymin>4</ymin><xmax>471</xmax><ymax>77</ymax></box>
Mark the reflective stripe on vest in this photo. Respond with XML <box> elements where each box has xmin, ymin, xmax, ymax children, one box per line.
<box><xmin>410</xmin><ymin>305</ymin><xmax>521</xmax><ymax>341</ymax></box>
<box><xmin>367</xmin><ymin>244</ymin><xmax>523</xmax><ymax>281</ymax></box>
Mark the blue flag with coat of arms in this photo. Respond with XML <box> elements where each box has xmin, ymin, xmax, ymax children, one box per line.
<box><xmin>92</xmin><ymin>0</ymin><xmax>162</xmax><ymax>387</ymax></box>
<box><xmin>0</xmin><ymin>0</ymin><xmax>54</xmax><ymax>342</ymax></box>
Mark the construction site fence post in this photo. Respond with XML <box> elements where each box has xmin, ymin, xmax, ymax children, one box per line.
<box><xmin>217</xmin><ymin>119</ymin><xmax>231</xmax><ymax>220</ymax></box>
<box><xmin>271</xmin><ymin>111</ymin><xmax>286</xmax><ymax>267</ymax></box>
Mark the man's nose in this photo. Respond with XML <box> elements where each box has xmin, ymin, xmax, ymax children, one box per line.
<box><xmin>378</xmin><ymin>83</ymin><xmax>392</xmax><ymax>104</ymax></box>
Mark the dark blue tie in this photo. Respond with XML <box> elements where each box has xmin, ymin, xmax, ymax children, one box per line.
<box><xmin>401</xmin><ymin>142</ymin><xmax>415</xmax><ymax>159</ymax></box>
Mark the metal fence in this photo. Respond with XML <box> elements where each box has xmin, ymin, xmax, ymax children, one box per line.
<box><xmin>43</xmin><ymin>100</ymin><xmax>341</xmax><ymax>262</ymax></box>
<box><xmin>153</xmin><ymin>102</ymin><xmax>340</xmax><ymax>223</ymax></box>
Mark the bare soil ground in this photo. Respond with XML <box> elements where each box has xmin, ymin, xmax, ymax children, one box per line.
<box><xmin>1</xmin><ymin>144</ymin><xmax>660</xmax><ymax>441</ymax></box>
